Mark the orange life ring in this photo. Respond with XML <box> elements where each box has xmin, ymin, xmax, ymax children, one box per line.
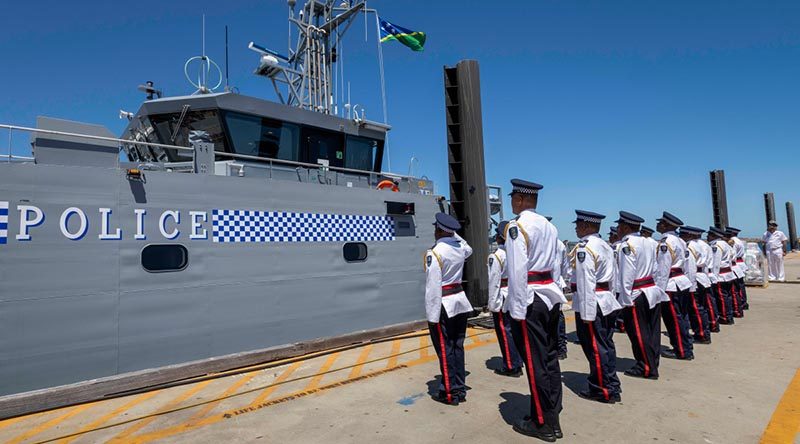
<box><xmin>377</xmin><ymin>180</ymin><xmax>399</xmax><ymax>192</ymax></box>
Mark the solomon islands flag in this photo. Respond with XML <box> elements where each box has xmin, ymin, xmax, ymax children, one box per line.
<box><xmin>379</xmin><ymin>18</ymin><xmax>426</xmax><ymax>52</ymax></box>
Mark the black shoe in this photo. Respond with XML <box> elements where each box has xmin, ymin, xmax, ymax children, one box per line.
<box><xmin>733</xmin><ymin>313</ymin><xmax>743</xmax><ymax>318</ymax></box>
<box><xmin>743</xmin><ymin>304</ymin><xmax>750</xmax><ymax>310</ymax></box>
<box><xmin>710</xmin><ymin>327</ymin><xmax>720</xmax><ymax>333</ymax></box>
<box><xmin>513</xmin><ymin>419</ymin><xmax>556</xmax><ymax>442</ymax></box>
<box><xmin>624</xmin><ymin>369</ymin><xmax>659</xmax><ymax>380</ymax></box>
<box><xmin>558</xmin><ymin>352</ymin><xmax>568</xmax><ymax>361</ymax></box>
<box><xmin>661</xmin><ymin>349</ymin><xmax>693</xmax><ymax>360</ymax></box>
<box><xmin>431</xmin><ymin>392</ymin><xmax>460</xmax><ymax>406</ymax></box>
<box><xmin>494</xmin><ymin>367</ymin><xmax>523</xmax><ymax>377</ymax></box>
<box><xmin>718</xmin><ymin>319</ymin><xmax>734</xmax><ymax>325</ymax></box>
<box><xmin>693</xmin><ymin>337</ymin><xmax>712</xmax><ymax>344</ymax></box>
<box><xmin>578</xmin><ymin>389</ymin><xmax>620</xmax><ymax>404</ymax></box>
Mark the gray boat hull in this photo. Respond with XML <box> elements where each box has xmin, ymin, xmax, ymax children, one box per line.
<box><xmin>0</xmin><ymin>162</ymin><xmax>438</xmax><ymax>397</ymax></box>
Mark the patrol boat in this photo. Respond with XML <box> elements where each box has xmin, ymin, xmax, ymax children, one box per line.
<box><xmin>0</xmin><ymin>1</ymin><xmax>495</xmax><ymax>418</ymax></box>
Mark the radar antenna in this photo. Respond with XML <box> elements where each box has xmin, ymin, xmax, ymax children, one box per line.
<box><xmin>185</xmin><ymin>15</ymin><xmax>223</xmax><ymax>95</ymax></box>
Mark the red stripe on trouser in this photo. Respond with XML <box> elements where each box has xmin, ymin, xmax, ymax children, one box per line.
<box><xmin>730</xmin><ymin>283</ymin><xmax>740</xmax><ymax>314</ymax></box>
<box><xmin>520</xmin><ymin>320</ymin><xmax>545</xmax><ymax>425</ymax></box>
<box><xmin>630</xmin><ymin>307</ymin><xmax>650</xmax><ymax>377</ymax></box>
<box><xmin>498</xmin><ymin>312</ymin><xmax>513</xmax><ymax>370</ymax></box>
<box><xmin>717</xmin><ymin>285</ymin><xmax>728</xmax><ymax>321</ymax></box>
<box><xmin>667</xmin><ymin>294</ymin><xmax>685</xmax><ymax>358</ymax></box>
<box><xmin>436</xmin><ymin>323</ymin><xmax>452</xmax><ymax>403</ymax></box>
<box><xmin>588</xmin><ymin>322</ymin><xmax>610</xmax><ymax>400</ymax></box>
<box><xmin>706</xmin><ymin>293</ymin><xmax>717</xmax><ymax>328</ymax></box>
<box><xmin>690</xmin><ymin>293</ymin><xmax>705</xmax><ymax>340</ymax></box>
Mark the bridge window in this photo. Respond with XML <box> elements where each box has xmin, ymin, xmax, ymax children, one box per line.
<box><xmin>346</xmin><ymin>136</ymin><xmax>379</xmax><ymax>172</ymax></box>
<box><xmin>223</xmin><ymin>112</ymin><xmax>299</xmax><ymax>161</ymax></box>
<box><xmin>301</xmin><ymin>127</ymin><xmax>344</xmax><ymax>168</ymax></box>
<box><xmin>141</xmin><ymin>244</ymin><xmax>189</xmax><ymax>272</ymax></box>
<box><xmin>150</xmin><ymin>111</ymin><xmax>227</xmax><ymax>162</ymax></box>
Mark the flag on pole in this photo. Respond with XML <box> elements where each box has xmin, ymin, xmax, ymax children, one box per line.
<box><xmin>379</xmin><ymin>18</ymin><xmax>426</xmax><ymax>52</ymax></box>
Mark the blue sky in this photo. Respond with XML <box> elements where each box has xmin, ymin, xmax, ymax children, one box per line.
<box><xmin>1</xmin><ymin>0</ymin><xmax>799</xmax><ymax>240</ymax></box>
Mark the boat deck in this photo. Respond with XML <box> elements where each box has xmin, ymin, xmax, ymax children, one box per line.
<box><xmin>2</xmin><ymin>259</ymin><xmax>799</xmax><ymax>444</ymax></box>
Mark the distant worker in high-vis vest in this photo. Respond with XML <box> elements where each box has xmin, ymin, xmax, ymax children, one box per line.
<box><xmin>487</xmin><ymin>221</ymin><xmax>524</xmax><ymax>377</ymax></box>
<box><xmin>763</xmin><ymin>220</ymin><xmax>788</xmax><ymax>282</ymax></box>
<box><xmin>424</xmin><ymin>213</ymin><xmax>473</xmax><ymax>406</ymax></box>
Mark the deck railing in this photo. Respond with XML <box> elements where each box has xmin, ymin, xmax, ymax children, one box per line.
<box><xmin>0</xmin><ymin>123</ymin><xmax>419</xmax><ymax>184</ymax></box>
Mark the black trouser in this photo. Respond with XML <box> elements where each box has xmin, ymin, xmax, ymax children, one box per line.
<box><xmin>701</xmin><ymin>284</ymin><xmax>719</xmax><ymax>331</ymax></box>
<box><xmin>687</xmin><ymin>289</ymin><xmax>711</xmax><ymax>342</ymax></box>
<box><xmin>575</xmin><ymin>308</ymin><xmax>621</xmax><ymax>399</ymax></box>
<box><xmin>621</xmin><ymin>296</ymin><xmax>661</xmax><ymax>378</ymax></box>
<box><xmin>738</xmin><ymin>277</ymin><xmax>749</xmax><ymax>308</ymax></box>
<box><xmin>428</xmin><ymin>310</ymin><xmax>468</xmax><ymax>401</ymax></box>
<box><xmin>511</xmin><ymin>298</ymin><xmax>562</xmax><ymax>427</ymax></box>
<box><xmin>713</xmin><ymin>281</ymin><xmax>734</xmax><ymax>324</ymax></box>
<box><xmin>731</xmin><ymin>278</ymin><xmax>746</xmax><ymax>316</ymax></box>
<box><xmin>662</xmin><ymin>290</ymin><xmax>695</xmax><ymax>358</ymax></box>
<box><xmin>729</xmin><ymin>278</ymin><xmax>743</xmax><ymax>317</ymax></box>
<box><xmin>492</xmin><ymin>311</ymin><xmax>523</xmax><ymax>372</ymax></box>
<box><xmin>558</xmin><ymin>310</ymin><xmax>568</xmax><ymax>355</ymax></box>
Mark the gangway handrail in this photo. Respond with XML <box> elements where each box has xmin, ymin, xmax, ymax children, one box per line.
<box><xmin>0</xmin><ymin>124</ymin><xmax>195</xmax><ymax>152</ymax></box>
<box><xmin>212</xmin><ymin>150</ymin><xmax>417</xmax><ymax>180</ymax></box>
<box><xmin>1</xmin><ymin>123</ymin><xmax>420</xmax><ymax>182</ymax></box>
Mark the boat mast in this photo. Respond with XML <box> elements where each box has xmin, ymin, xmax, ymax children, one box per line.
<box><xmin>250</xmin><ymin>0</ymin><xmax>366</xmax><ymax>115</ymax></box>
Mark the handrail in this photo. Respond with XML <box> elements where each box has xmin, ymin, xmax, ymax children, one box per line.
<box><xmin>1</xmin><ymin>123</ymin><xmax>420</xmax><ymax>181</ymax></box>
<box><xmin>212</xmin><ymin>150</ymin><xmax>417</xmax><ymax>180</ymax></box>
<box><xmin>0</xmin><ymin>124</ymin><xmax>195</xmax><ymax>152</ymax></box>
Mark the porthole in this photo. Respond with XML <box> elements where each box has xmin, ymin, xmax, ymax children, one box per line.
<box><xmin>343</xmin><ymin>242</ymin><xmax>368</xmax><ymax>262</ymax></box>
<box><xmin>141</xmin><ymin>244</ymin><xmax>188</xmax><ymax>272</ymax></box>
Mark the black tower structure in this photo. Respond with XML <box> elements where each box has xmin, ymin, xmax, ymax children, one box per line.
<box><xmin>444</xmin><ymin>60</ymin><xmax>488</xmax><ymax>308</ymax></box>
<box><xmin>786</xmin><ymin>202</ymin><xmax>797</xmax><ymax>251</ymax></box>
<box><xmin>764</xmin><ymin>193</ymin><xmax>776</xmax><ymax>227</ymax></box>
<box><xmin>709</xmin><ymin>170</ymin><xmax>729</xmax><ymax>229</ymax></box>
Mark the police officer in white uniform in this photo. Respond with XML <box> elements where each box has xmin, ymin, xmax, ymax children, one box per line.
<box><xmin>505</xmin><ymin>179</ymin><xmax>566</xmax><ymax>441</ymax></box>
<box><xmin>678</xmin><ymin>226</ymin><xmax>711</xmax><ymax>344</ymax></box>
<box><xmin>550</xmin><ymin>218</ymin><xmax>569</xmax><ymax>361</ymax></box>
<box><xmin>641</xmin><ymin>225</ymin><xmax>660</xmax><ymax>252</ymax></box>
<box><xmin>425</xmin><ymin>213</ymin><xmax>474</xmax><ymax>405</ymax></box>
<box><xmin>708</xmin><ymin>227</ymin><xmax>736</xmax><ymax>325</ymax></box>
<box><xmin>616</xmin><ymin>211</ymin><xmax>669</xmax><ymax>380</ymax></box>
<box><xmin>655</xmin><ymin>212</ymin><xmax>695</xmax><ymax>360</ymax></box>
<box><xmin>487</xmin><ymin>221</ymin><xmax>523</xmax><ymax>377</ymax></box>
<box><xmin>726</xmin><ymin>227</ymin><xmax>747</xmax><ymax>316</ymax></box>
<box><xmin>693</xmin><ymin>230</ymin><xmax>720</xmax><ymax>333</ymax></box>
<box><xmin>763</xmin><ymin>220</ymin><xmax>789</xmax><ymax>282</ymax></box>
<box><xmin>571</xmin><ymin>210</ymin><xmax>623</xmax><ymax>403</ymax></box>
<box><xmin>608</xmin><ymin>226</ymin><xmax>626</xmax><ymax>334</ymax></box>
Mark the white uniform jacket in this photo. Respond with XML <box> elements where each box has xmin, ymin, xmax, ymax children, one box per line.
<box><xmin>609</xmin><ymin>241</ymin><xmax>621</xmax><ymax>296</ymax></box>
<box><xmin>656</xmin><ymin>232</ymin><xmax>693</xmax><ymax>292</ymax></box>
<box><xmin>554</xmin><ymin>240</ymin><xmax>571</xmax><ymax>290</ymax></box>
<box><xmin>487</xmin><ymin>246</ymin><xmax>508</xmax><ymax>313</ymax></box>
<box><xmin>710</xmin><ymin>239</ymin><xmax>736</xmax><ymax>282</ymax></box>
<box><xmin>689</xmin><ymin>239</ymin><xmax>712</xmax><ymax>289</ymax></box>
<box><xmin>424</xmin><ymin>234</ymin><xmax>474</xmax><ymax>323</ymax></box>
<box><xmin>573</xmin><ymin>234</ymin><xmax>622</xmax><ymax>321</ymax></box>
<box><xmin>617</xmin><ymin>233</ymin><xmax>669</xmax><ymax>308</ymax></box>
<box><xmin>505</xmin><ymin>210</ymin><xmax>567</xmax><ymax>320</ymax></box>
<box><xmin>683</xmin><ymin>241</ymin><xmax>698</xmax><ymax>292</ymax></box>
<box><xmin>763</xmin><ymin>230</ymin><xmax>788</xmax><ymax>253</ymax></box>
<box><xmin>730</xmin><ymin>237</ymin><xmax>746</xmax><ymax>278</ymax></box>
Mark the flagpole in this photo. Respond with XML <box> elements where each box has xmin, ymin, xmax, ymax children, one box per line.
<box><xmin>373</xmin><ymin>12</ymin><xmax>391</xmax><ymax>172</ymax></box>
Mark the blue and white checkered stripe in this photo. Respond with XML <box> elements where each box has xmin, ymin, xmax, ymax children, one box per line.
<box><xmin>211</xmin><ymin>209</ymin><xmax>395</xmax><ymax>243</ymax></box>
<box><xmin>0</xmin><ymin>201</ymin><xmax>8</xmax><ymax>244</ymax></box>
